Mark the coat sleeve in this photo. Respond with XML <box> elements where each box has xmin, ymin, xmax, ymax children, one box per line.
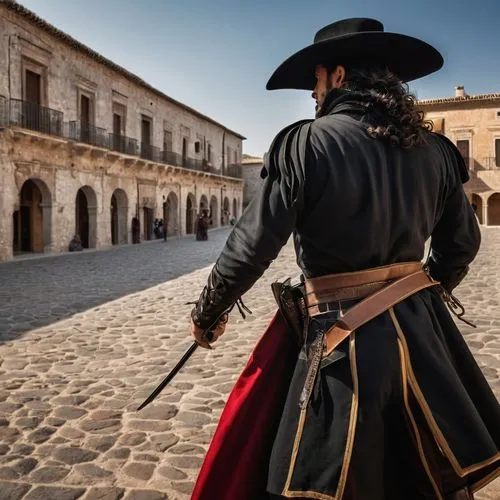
<box><xmin>191</xmin><ymin>120</ymin><xmax>313</xmax><ymax>329</ymax></box>
<box><xmin>427</xmin><ymin>135</ymin><xmax>481</xmax><ymax>293</ymax></box>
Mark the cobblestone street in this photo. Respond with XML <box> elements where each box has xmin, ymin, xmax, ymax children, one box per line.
<box><xmin>0</xmin><ymin>227</ymin><xmax>498</xmax><ymax>500</ymax></box>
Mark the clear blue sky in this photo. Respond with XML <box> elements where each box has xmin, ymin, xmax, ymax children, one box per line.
<box><xmin>19</xmin><ymin>0</ymin><xmax>500</xmax><ymax>157</ymax></box>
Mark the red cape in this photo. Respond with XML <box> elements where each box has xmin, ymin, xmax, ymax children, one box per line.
<box><xmin>191</xmin><ymin>312</ymin><xmax>299</xmax><ymax>500</ymax></box>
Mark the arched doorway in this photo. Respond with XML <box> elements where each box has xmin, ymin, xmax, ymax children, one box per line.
<box><xmin>163</xmin><ymin>192</ymin><xmax>179</xmax><ymax>236</ymax></box>
<box><xmin>75</xmin><ymin>186</ymin><xmax>97</xmax><ymax>249</ymax></box>
<box><xmin>186</xmin><ymin>193</ymin><xmax>196</xmax><ymax>234</ymax></box>
<box><xmin>199</xmin><ymin>194</ymin><xmax>209</xmax><ymax>214</ymax></box>
<box><xmin>487</xmin><ymin>193</ymin><xmax>500</xmax><ymax>225</ymax></box>
<box><xmin>222</xmin><ymin>197</ymin><xmax>230</xmax><ymax>225</ymax></box>
<box><xmin>13</xmin><ymin>178</ymin><xmax>52</xmax><ymax>254</ymax></box>
<box><xmin>209</xmin><ymin>195</ymin><xmax>218</xmax><ymax>228</ymax></box>
<box><xmin>471</xmin><ymin>193</ymin><xmax>483</xmax><ymax>224</ymax></box>
<box><xmin>232</xmin><ymin>198</ymin><xmax>238</xmax><ymax>219</ymax></box>
<box><xmin>111</xmin><ymin>189</ymin><xmax>128</xmax><ymax>245</ymax></box>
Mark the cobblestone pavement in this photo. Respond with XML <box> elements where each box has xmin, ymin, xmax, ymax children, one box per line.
<box><xmin>0</xmin><ymin>227</ymin><xmax>498</xmax><ymax>499</ymax></box>
<box><xmin>0</xmin><ymin>230</ymin><xmax>232</xmax><ymax>338</ymax></box>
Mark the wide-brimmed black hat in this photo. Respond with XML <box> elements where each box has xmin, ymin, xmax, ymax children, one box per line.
<box><xmin>266</xmin><ymin>18</ymin><xmax>443</xmax><ymax>90</ymax></box>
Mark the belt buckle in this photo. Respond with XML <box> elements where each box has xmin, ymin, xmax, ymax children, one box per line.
<box><xmin>318</xmin><ymin>301</ymin><xmax>343</xmax><ymax>316</ymax></box>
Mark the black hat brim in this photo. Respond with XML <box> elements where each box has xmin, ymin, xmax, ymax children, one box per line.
<box><xmin>266</xmin><ymin>32</ymin><xmax>444</xmax><ymax>90</ymax></box>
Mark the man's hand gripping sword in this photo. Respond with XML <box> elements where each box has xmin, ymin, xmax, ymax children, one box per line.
<box><xmin>136</xmin><ymin>315</ymin><xmax>225</xmax><ymax>411</ymax></box>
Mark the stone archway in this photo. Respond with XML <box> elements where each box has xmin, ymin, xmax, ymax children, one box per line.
<box><xmin>222</xmin><ymin>197</ymin><xmax>230</xmax><ymax>225</ymax></box>
<box><xmin>471</xmin><ymin>193</ymin><xmax>483</xmax><ymax>224</ymax></box>
<box><xmin>111</xmin><ymin>189</ymin><xmax>128</xmax><ymax>245</ymax></box>
<box><xmin>186</xmin><ymin>193</ymin><xmax>196</xmax><ymax>234</ymax></box>
<box><xmin>487</xmin><ymin>193</ymin><xmax>500</xmax><ymax>226</ymax></box>
<box><xmin>163</xmin><ymin>191</ymin><xmax>179</xmax><ymax>236</ymax></box>
<box><xmin>232</xmin><ymin>198</ymin><xmax>238</xmax><ymax>219</ymax></box>
<box><xmin>13</xmin><ymin>178</ymin><xmax>52</xmax><ymax>254</ymax></box>
<box><xmin>209</xmin><ymin>195</ymin><xmax>218</xmax><ymax>228</ymax></box>
<box><xmin>75</xmin><ymin>186</ymin><xmax>97</xmax><ymax>249</ymax></box>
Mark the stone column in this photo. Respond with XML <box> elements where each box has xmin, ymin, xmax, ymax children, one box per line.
<box><xmin>88</xmin><ymin>205</ymin><xmax>98</xmax><ymax>248</ymax></box>
<box><xmin>40</xmin><ymin>202</ymin><xmax>53</xmax><ymax>253</ymax></box>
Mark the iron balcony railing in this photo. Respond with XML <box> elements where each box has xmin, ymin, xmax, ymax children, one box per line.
<box><xmin>9</xmin><ymin>98</ymin><xmax>64</xmax><ymax>137</ymax></box>
<box><xmin>468</xmin><ymin>157</ymin><xmax>500</xmax><ymax>171</ymax></box>
<box><xmin>226</xmin><ymin>163</ymin><xmax>243</xmax><ymax>178</ymax></box>
<box><xmin>68</xmin><ymin>121</ymin><xmax>108</xmax><ymax>148</ymax></box>
<box><xmin>160</xmin><ymin>150</ymin><xmax>183</xmax><ymax>166</ymax></box>
<box><xmin>109</xmin><ymin>133</ymin><xmax>138</xmax><ymax>156</ymax></box>
<box><xmin>0</xmin><ymin>97</ymin><xmax>243</xmax><ymax>178</ymax></box>
<box><xmin>140</xmin><ymin>142</ymin><xmax>160</xmax><ymax>162</ymax></box>
<box><xmin>159</xmin><ymin>152</ymin><xmax>219</xmax><ymax>174</ymax></box>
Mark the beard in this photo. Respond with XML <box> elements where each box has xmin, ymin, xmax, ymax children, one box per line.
<box><xmin>314</xmin><ymin>81</ymin><xmax>334</xmax><ymax>118</ymax></box>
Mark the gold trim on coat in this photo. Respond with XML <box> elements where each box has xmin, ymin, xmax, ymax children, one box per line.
<box><xmin>389</xmin><ymin>308</ymin><xmax>500</xmax><ymax>478</ymax></box>
<box><xmin>396</xmin><ymin>334</ymin><xmax>444</xmax><ymax>499</ymax></box>
<box><xmin>471</xmin><ymin>465</ymin><xmax>500</xmax><ymax>493</ymax></box>
<box><xmin>281</xmin><ymin>335</ymin><xmax>359</xmax><ymax>499</ymax></box>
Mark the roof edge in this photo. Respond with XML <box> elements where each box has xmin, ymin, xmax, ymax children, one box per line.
<box><xmin>1</xmin><ymin>0</ymin><xmax>246</xmax><ymax>140</ymax></box>
<box><xmin>418</xmin><ymin>93</ymin><xmax>500</xmax><ymax>106</ymax></box>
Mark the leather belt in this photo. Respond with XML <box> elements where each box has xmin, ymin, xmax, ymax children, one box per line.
<box><xmin>298</xmin><ymin>263</ymin><xmax>439</xmax><ymax>409</ymax></box>
<box><xmin>318</xmin><ymin>268</ymin><xmax>438</xmax><ymax>357</ymax></box>
<box><xmin>305</xmin><ymin>262</ymin><xmax>423</xmax><ymax>316</ymax></box>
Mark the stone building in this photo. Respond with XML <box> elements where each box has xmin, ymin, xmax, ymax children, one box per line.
<box><xmin>0</xmin><ymin>0</ymin><xmax>245</xmax><ymax>262</ymax></box>
<box><xmin>418</xmin><ymin>86</ymin><xmax>500</xmax><ymax>225</ymax></box>
<box><xmin>241</xmin><ymin>154</ymin><xmax>264</xmax><ymax>210</ymax></box>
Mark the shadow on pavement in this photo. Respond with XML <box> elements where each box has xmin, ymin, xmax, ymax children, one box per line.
<box><xmin>0</xmin><ymin>228</ymin><xmax>231</xmax><ymax>342</ymax></box>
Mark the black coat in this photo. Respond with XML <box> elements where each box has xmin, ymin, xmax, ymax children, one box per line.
<box><xmin>192</xmin><ymin>89</ymin><xmax>500</xmax><ymax>498</ymax></box>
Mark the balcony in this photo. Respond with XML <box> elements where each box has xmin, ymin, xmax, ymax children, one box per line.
<box><xmin>0</xmin><ymin>97</ymin><xmax>243</xmax><ymax>178</ymax></box>
<box><xmin>226</xmin><ymin>163</ymin><xmax>243</xmax><ymax>178</ymax></box>
<box><xmin>8</xmin><ymin>98</ymin><xmax>63</xmax><ymax>137</ymax></box>
<box><xmin>140</xmin><ymin>142</ymin><xmax>160</xmax><ymax>162</ymax></box>
<box><xmin>68</xmin><ymin>121</ymin><xmax>108</xmax><ymax>148</ymax></box>
<box><xmin>109</xmin><ymin>133</ymin><xmax>138</xmax><ymax>156</ymax></box>
<box><xmin>469</xmin><ymin>157</ymin><xmax>500</xmax><ymax>171</ymax></box>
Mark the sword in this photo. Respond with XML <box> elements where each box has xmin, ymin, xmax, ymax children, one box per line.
<box><xmin>136</xmin><ymin>328</ymin><xmax>215</xmax><ymax>411</ymax></box>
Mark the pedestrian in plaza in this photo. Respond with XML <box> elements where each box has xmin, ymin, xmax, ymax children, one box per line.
<box><xmin>189</xmin><ymin>18</ymin><xmax>500</xmax><ymax>500</ymax></box>
<box><xmin>196</xmin><ymin>210</ymin><xmax>209</xmax><ymax>241</ymax></box>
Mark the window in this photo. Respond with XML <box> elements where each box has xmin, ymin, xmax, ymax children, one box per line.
<box><xmin>194</xmin><ymin>141</ymin><xmax>201</xmax><ymax>154</ymax></box>
<box><xmin>141</xmin><ymin>115</ymin><xmax>152</xmax><ymax>145</ymax></box>
<box><xmin>207</xmin><ymin>143</ymin><xmax>212</xmax><ymax>163</ymax></box>
<box><xmin>22</xmin><ymin>58</ymin><xmax>47</xmax><ymax>106</ymax></box>
<box><xmin>25</xmin><ymin>70</ymin><xmax>41</xmax><ymax>104</ymax></box>
<box><xmin>182</xmin><ymin>137</ymin><xmax>188</xmax><ymax>165</ymax></box>
<box><xmin>112</xmin><ymin>102</ymin><xmax>126</xmax><ymax>136</ymax></box>
<box><xmin>163</xmin><ymin>130</ymin><xmax>173</xmax><ymax>152</ymax></box>
<box><xmin>496</xmin><ymin>111</ymin><xmax>500</xmax><ymax>119</ymax></box>
<box><xmin>140</xmin><ymin>115</ymin><xmax>153</xmax><ymax>160</ymax></box>
<box><xmin>456</xmin><ymin>139</ymin><xmax>470</xmax><ymax>163</ymax></box>
<box><xmin>495</xmin><ymin>138</ymin><xmax>500</xmax><ymax>168</ymax></box>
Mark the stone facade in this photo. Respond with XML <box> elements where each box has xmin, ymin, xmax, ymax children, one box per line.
<box><xmin>418</xmin><ymin>86</ymin><xmax>500</xmax><ymax>225</ymax></box>
<box><xmin>241</xmin><ymin>155</ymin><xmax>264</xmax><ymax>209</ymax></box>
<box><xmin>0</xmin><ymin>1</ymin><xmax>245</xmax><ymax>261</ymax></box>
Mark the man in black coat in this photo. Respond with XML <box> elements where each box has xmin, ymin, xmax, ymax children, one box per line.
<box><xmin>189</xmin><ymin>18</ymin><xmax>500</xmax><ymax>500</ymax></box>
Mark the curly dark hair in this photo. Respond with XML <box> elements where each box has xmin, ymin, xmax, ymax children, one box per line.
<box><xmin>327</xmin><ymin>64</ymin><xmax>433</xmax><ymax>149</ymax></box>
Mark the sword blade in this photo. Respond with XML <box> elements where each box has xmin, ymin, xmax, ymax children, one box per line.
<box><xmin>137</xmin><ymin>341</ymin><xmax>199</xmax><ymax>411</ymax></box>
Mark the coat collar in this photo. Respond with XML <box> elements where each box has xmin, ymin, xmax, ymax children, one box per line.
<box><xmin>316</xmin><ymin>88</ymin><xmax>371</xmax><ymax>118</ymax></box>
